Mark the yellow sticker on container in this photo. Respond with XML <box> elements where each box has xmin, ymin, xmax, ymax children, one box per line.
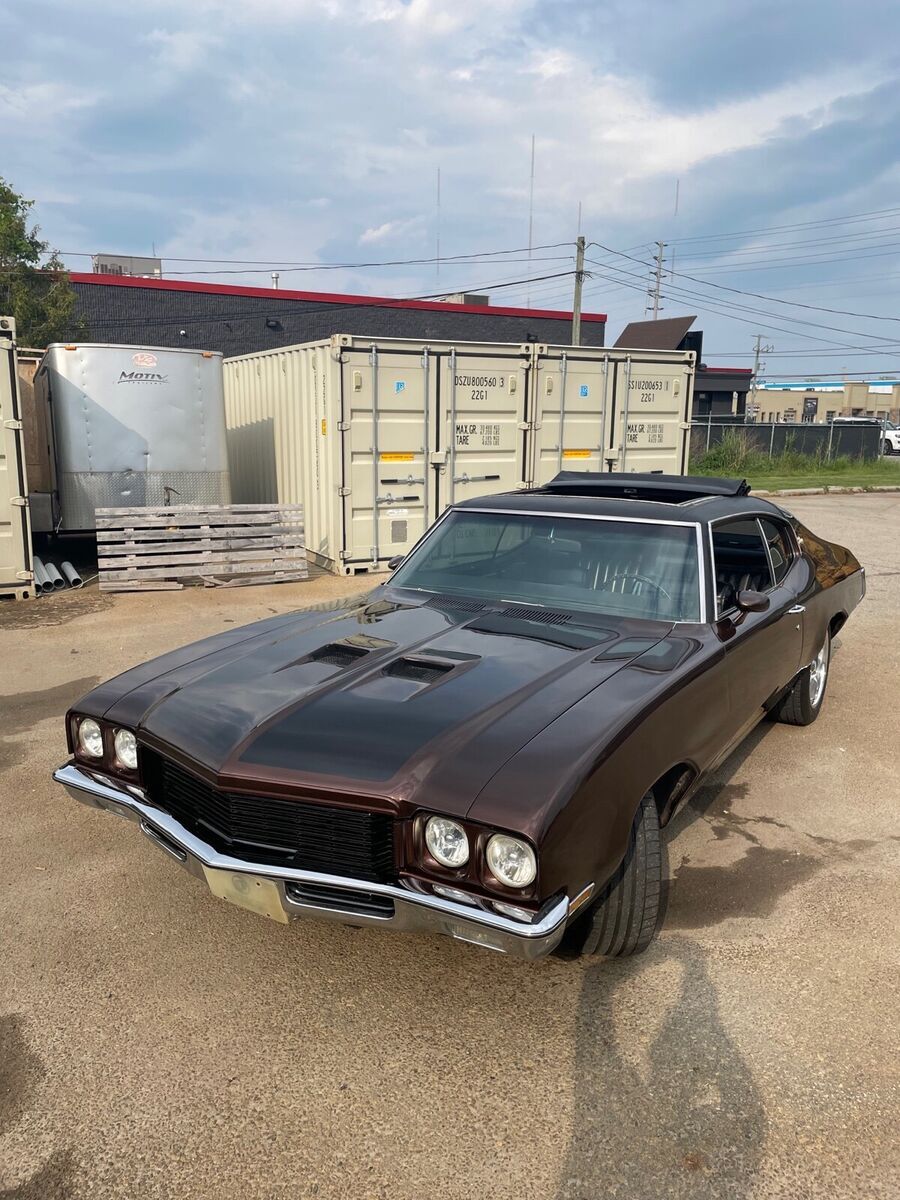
<box><xmin>321</xmin><ymin>419</ymin><xmax>327</xmax><ymax>435</ymax></box>
<box><xmin>380</xmin><ymin>452</ymin><xmax>415</xmax><ymax>462</ymax></box>
<box><xmin>562</xmin><ymin>449</ymin><xmax>592</xmax><ymax>459</ymax></box>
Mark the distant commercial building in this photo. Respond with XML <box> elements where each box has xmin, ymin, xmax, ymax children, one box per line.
<box><xmin>614</xmin><ymin>316</ymin><xmax>752</xmax><ymax>418</ymax></box>
<box><xmin>753</xmin><ymin>381</ymin><xmax>900</xmax><ymax>424</ymax></box>
<box><xmin>68</xmin><ymin>274</ymin><xmax>606</xmax><ymax>358</ymax></box>
<box><xmin>91</xmin><ymin>254</ymin><xmax>162</xmax><ymax>278</ymax></box>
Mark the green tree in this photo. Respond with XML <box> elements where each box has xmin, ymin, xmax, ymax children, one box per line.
<box><xmin>0</xmin><ymin>177</ymin><xmax>85</xmax><ymax>347</ymax></box>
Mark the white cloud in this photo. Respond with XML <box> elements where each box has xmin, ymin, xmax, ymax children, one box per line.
<box><xmin>144</xmin><ymin>28</ymin><xmax>222</xmax><ymax>71</ymax></box>
<box><xmin>358</xmin><ymin>217</ymin><xmax>423</xmax><ymax>245</ymax></box>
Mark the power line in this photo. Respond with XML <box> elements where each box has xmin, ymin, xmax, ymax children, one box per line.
<box><xmin>678</xmin><ymin>225</ymin><xmax>900</xmax><ymax>261</ymax></box>
<box><xmin>587</xmin><ymin>244</ymin><xmax>900</xmax><ymax>331</ymax></box>
<box><xmin>665</xmin><ymin>205</ymin><xmax>900</xmax><ymax>245</ymax></box>
<box><xmin>585</xmin><ymin>255</ymin><xmax>900</xmax><ymax>349</ymax></box>
<box><xmin>59</xmin><ymin>242</ymin><xmax>576</xmax><ymax>272</ymax></box>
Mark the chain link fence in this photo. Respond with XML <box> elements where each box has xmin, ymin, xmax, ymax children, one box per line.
<box><xmin>690</xmin><ymin>420</ymin><xmax>883</xmax><ymax>462</ymax></box>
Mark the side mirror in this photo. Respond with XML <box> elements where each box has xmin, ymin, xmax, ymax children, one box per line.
<box><xmin>735</xmin><ymin>589</ymin><xmax>769</xmax><ymax>614</ymax></box>
<box><xmin>387</xmin><ymin>554</ymin><xmax>405</xmax><ymax>571</ymax></box>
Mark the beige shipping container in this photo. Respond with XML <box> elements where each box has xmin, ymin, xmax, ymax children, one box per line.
<box><xmin>0</xmin><ymin>318</ymin><xmax>36</xmax><ymax>600</ymax></box>
<box><xmin>529</xmin><ymin>344</ymin><xmax>695</xmax><ymax>484</ymax></box>
<box><xmin>223</xmin><ymin>335</ymin><xmax>694</xmax><ymax>575</ymax></box>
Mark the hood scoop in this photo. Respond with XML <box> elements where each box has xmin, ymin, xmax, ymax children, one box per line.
<box><xmin>278</xmin><ymin>637</ymin><xmax>395</xmax><ymax>679</ymax></box>
<box><xmin>385</xmin><ymin>656</ymin><xmax>455</xmax><ymax>685</ymax></box>
<box><xmin>310</xmin><ymin>642</ymin><xmax>371</xmax><ymax>669</ymax></box>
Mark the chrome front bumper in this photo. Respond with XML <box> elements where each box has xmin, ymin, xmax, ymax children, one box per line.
<box><xmin>53</xmin><ymin>762</ymin><xmax>570</xmax><ymax>959</ymax></box>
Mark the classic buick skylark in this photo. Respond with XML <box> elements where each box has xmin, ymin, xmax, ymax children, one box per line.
<box><xmin>55</xmin><ymin>473</ymin><xmax>864</xmax><ymax>959</ymax></box>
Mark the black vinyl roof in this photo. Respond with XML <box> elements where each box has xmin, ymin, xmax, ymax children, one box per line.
<box><xmin>534</xmin><ymin>471</ymin><xmax>751</xmax><ymax>502</ymax></box>
<box><xmin>454</xmin><ymin>474</ymin><xmax>782</xmax><ymax>525</ymax></box>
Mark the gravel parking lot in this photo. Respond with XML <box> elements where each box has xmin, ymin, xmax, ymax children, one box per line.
<box><xmin>1</xmin><ymin>493</ymin><xmax>897</xmax><ymax>1200</ymax></box>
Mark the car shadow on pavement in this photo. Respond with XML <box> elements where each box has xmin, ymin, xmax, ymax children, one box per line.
<box><xmin>0</xmin><ymin>1014</ymin><xmax>74</xmax><ymax>1200</ymax></box>
<box><xmin>557</xmin><ymin>938</ymin><xmax>766</xmax><ymax>1199</ymax></box>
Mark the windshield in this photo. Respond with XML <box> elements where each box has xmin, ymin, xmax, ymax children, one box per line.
<box><xmin>391</xmin><ymin>511</ymin><xmax>701</xmax><ymax>622</ymax></box>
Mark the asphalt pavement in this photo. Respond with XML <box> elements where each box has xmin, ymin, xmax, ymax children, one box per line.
<box><xmin>1</xmin><ymin>493</ymin><xmax>897</xmax><ymax>1200</ymax></box>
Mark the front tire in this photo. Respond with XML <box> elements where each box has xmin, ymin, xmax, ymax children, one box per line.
<box><xmin>771</xmin><ymin>629</ymin><xmax>830</xmax><ymax>726</ymax></box>
<box><xmin>564</xmin><ymin>792</ymin><xmax>662</xmax><ymax>958</ymax></box>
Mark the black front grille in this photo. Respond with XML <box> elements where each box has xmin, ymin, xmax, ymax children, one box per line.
<box><xmin>142</xmin><ymin>751</ymin><xmax>396</xmax><ymax>882</ymax></box>
<box><xmin>285</xmin><ymin>881</ymin><xmax>395</xmax><ymax>918</ymax></box>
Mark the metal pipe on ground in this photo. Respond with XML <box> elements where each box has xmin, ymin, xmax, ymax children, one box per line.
<box><xmin>43</xmin><ymin>561</ymin><xmax>66</xmax><ymax>590</ymax></box>
<box><xmin>32</xmin><ymin>557</ymin><xmax>54</xmax><ymax>595</ymax></box>
<box><xmin>60</xmin><ymin>562</ymin><xmax>83</xmax><ymax>589</ymax></box>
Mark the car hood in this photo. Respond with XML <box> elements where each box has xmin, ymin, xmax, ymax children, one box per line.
<box><xmin>87</xmin><ymin>591</ymin><xmax>674</xmax><ymax>818</ymax></box>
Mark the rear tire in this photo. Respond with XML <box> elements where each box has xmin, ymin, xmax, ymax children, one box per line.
<box><xmin>564</xmin><ymin>793</ymin><xmax>662</xmax><ymax>958</ymax></box>
<box><xmin>770</xmin><ymin>629</ymin><xmax>830</xmax><ymax>726</ymax></box>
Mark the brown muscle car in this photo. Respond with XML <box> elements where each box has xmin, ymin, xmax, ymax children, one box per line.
<box><xmin>54</xmin><ymin>473</ymin><xmax>864</xmax><ymax>959</ymax></box>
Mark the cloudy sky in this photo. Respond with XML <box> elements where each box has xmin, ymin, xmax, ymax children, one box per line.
<box><xmin>3</xmin><ymin>0</ymin><xmax>900</xmax><ymax>377</ymax></box>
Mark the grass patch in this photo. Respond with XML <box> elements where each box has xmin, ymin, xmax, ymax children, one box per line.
<box><xmin>690</xmin><ymin>428</ymin><xmax>899</xmax><ymax>491</ymax></box>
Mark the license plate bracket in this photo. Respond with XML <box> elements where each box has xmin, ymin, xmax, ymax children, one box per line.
<box><xmin>202</xmin><ymin>866</ymin><xmax>289</xmax><ymax>924</ymax></box>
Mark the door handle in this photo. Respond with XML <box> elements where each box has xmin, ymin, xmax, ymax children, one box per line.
<box><xmin>788</xmin><ymin>605</ymin><xmax>805</xmax><ymax>614</ymax></box>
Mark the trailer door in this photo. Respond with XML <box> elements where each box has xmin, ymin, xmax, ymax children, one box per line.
<box><xmin>341</xmin><ymin>344</ymin><xmax>431</xmax><ymax>567</ymax></box>
<box><xmin>0</xmin><ymin>324</ymin><xmax>34</xmax><ymax>599</ymax></box>
<box><xmin>607</xmin><ymin>356</ymin><xmax>694</xmax><ymax>474</ymax></box>
<box><xmin>529</xmin><ymin>349</ymin><xmax>612</xmax><ymax>486</ymax></box>
<box><xmin>434</xmin><ymin>346</ymin><xmax>531</xmax><ymax>513</ymax></box>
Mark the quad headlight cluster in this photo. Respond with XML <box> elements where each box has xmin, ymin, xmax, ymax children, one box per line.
<box><xmin>423</xmin><ymin>814</ymin><xmax>537</xmax><ymax>889</ymax></box>
<box><xmin>74</xmin><ymin>716</ymin><xmax>139</xmax><ymax>773</ymax></box>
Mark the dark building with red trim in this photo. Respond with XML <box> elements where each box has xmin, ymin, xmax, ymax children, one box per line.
<box><xmin>69</xmin><ymin>274</ymin><xmax>606</xmax><ymax>357</ymax></box>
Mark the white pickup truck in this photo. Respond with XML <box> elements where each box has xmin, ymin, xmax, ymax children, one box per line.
<box><xmin>830</xmin><ymin>416</ymin><xmax>900</xmax><ymax>454</ymax></box>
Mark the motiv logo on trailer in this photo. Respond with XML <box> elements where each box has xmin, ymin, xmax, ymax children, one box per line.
<box><xmin>118</xmin><ymin>352</ymin><xmax>168</xmax><ymax>384</ymax></box>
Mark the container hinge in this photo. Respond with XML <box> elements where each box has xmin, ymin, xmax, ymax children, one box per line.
<box><xmin>339</xmin><ymin>550</ymin><xmax>352</xmax><ymax>560</ymax></box>
<box><xmin>517</xmin><ymin>421</ymin><xmax>530</xmax><ymax>431</ymax></box>
<box><xmin>10</xmin><ymin>496</ymin><xmax>28</xmax><ymax>507</ymax></box>
<box><xmin>15</xmin><ymin>570</ymin><xmax>33</xmax><ymax>581</ymax></box>
<box><xmin>3</xmin><ymin>419</ymin><xmax>23</xmax><ymax>431</ymax></box>
<box><xmin>337</xmin><ymin>421</ymin><xmax>351</xmax><ymax>431</ymax></box>
<box><xmin>338</xmin><ymin>486</ymin><xmax>351</xmax><ymax>496</ymax></box>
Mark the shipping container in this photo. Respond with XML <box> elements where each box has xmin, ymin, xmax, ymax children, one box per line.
<box><xmin>529</xmin><ymin>344</ymin><xmax>694</xmax><ymax>483</ymax></box>
<box><xmin>0</xmin><ymin>318</ymin><xmax>36</xmax><ymax>600</ymax></box>
<box><xmin>33</xmin><ymin>343</ymin><xmax>231</xmax><ymax>531</ymax></box>
<box><xmin>224</xmin><ymin>335</ymin><xmax>694</xmax><ymax>574</ymax></box>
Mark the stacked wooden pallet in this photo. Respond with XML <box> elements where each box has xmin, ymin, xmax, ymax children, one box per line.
<box><xmin>96</xmin><ymin>504</ymin><xmax>308</xmax><ymax>592</ymax></box>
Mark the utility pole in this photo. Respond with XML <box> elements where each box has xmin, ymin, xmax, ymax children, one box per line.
<box><xmin>646</xmin><ymin>241</ymin><xmax>666</xmax><ymax>318</ymax></box>
<box><xmin>572</xmin><ymin>235</ymin><xmax>586</xmax><ymax>346</ymax></box>
<box><xmin>750</xmin><ymin>333</ymin><xmax>774</xmax><ymax>420</ymax></box>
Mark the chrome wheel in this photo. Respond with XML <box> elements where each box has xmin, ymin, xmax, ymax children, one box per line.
<box><xmin>808</xmin><ymin>638</ymin><xmax>829</xmax><ymax>708</ymax></box>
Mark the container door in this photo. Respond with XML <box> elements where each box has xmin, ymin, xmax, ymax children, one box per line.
<box><xmin>435</xmin><ymin>346</ymin><xmax>530</xmax><ymax>512</ymax></box>
<box><xmin>608</xmin><ymin>357</ymin><xmax>694</xmax><ymax>474</ymax></box>
<box><xmin>529</xmin><ymin>349</ymin><xmax>613</xmax><ymax>486</ymax></box>
<box><xmin>341</xmin><ymin>345</ymin><xmax>430</xmax><ymax>567</ymax></box>
<box><xmin>0</xmin><ymin>328</ymin><xmax>34</xmax><ymax>598</ymax></box>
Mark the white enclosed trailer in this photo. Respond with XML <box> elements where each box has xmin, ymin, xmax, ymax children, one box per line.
<box><xmin>33</xmin><ymin>343</ymin><xmax>231</xmax><ymax>531</ymax></box>
<box><xmin>0</xmin><ymin>318</ymin><xmax>35</xmax><ymax>600</ymax></box>
<box><xmin>224</xmin><ymin>335</ymin><xmax>694</xmax><ymax>574</ymax></box>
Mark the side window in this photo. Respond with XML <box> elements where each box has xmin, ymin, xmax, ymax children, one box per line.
<box><xmin>711</xmin><ymin>518</ymin><xmax>774</xmax><ymax>617</ymax></box>
<box><xmin>758</xmin><ymin>518</ymin><xmax>794</xmax><ymax>585</ymax></box>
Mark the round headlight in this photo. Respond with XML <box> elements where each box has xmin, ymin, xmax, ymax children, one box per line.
<box><xmin>78</xmin><ymin>718</ymin><xmax>104</xmax><ymax>758</ymax></box>
<box><xmin>486</xmin><ymin>834</ymin><xmax>536</xmax><ymax>888</ymax></box>
<box><xmin>114</xmin><ymin>728</ymin><xmax>138</xmax><ymax>771</ymax></box>
<box><xmin>425</xmin><ymin>816</ymin><xmax>469</xmax><ymax>868</ymax></box>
